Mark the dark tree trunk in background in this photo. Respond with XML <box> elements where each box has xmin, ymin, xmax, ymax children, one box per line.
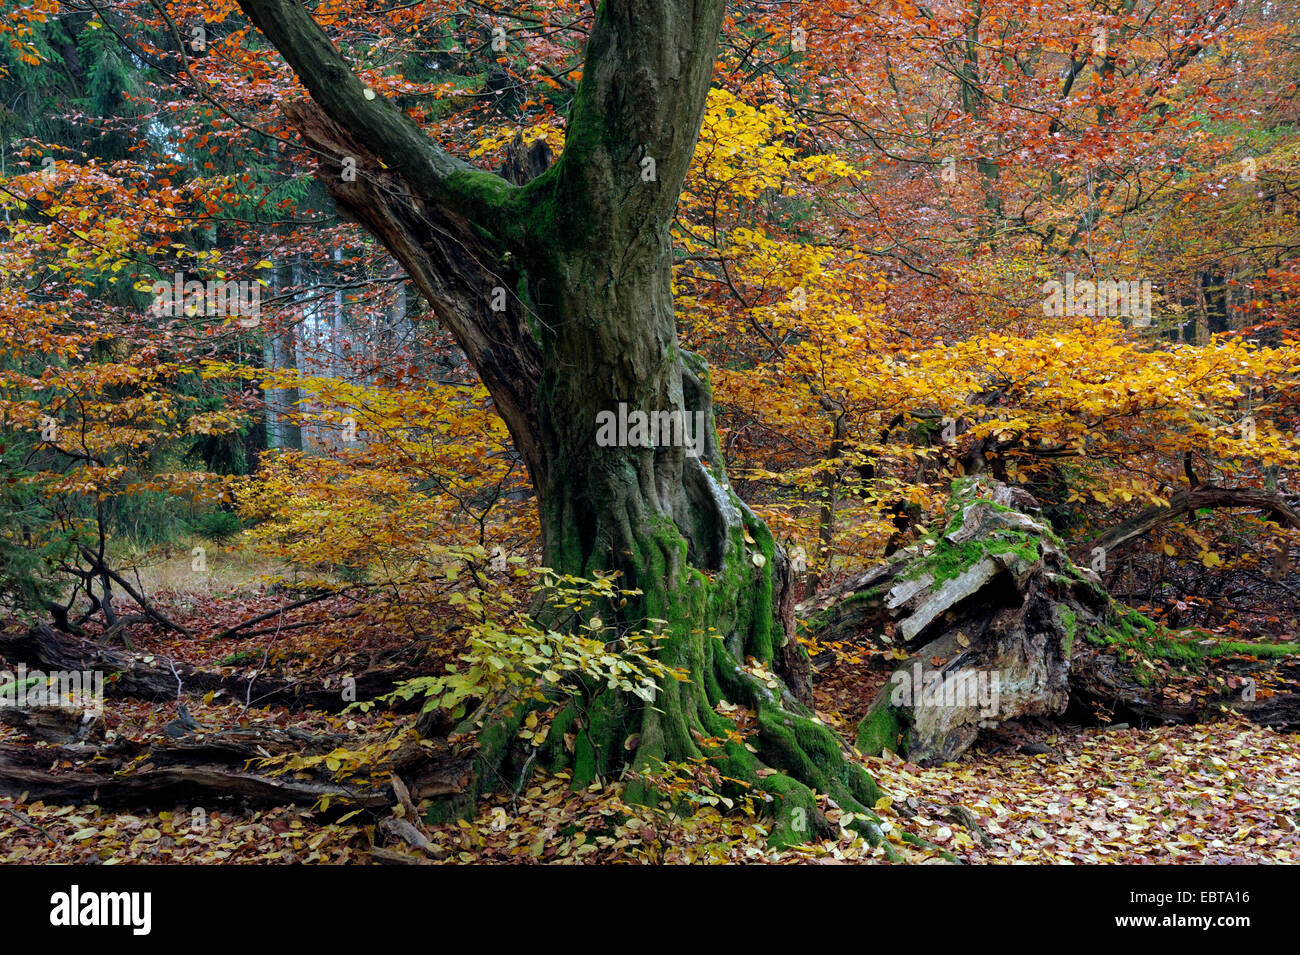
<box><xmin>1202</xmin><ymin>271</ymin><xmax>1230</xmax><ymax>336</ymax></box>
<box><xmin>263</xmin><ymin>262</ymin><xmax>302</xmax><ymax>453</ymax></box>
<box><xmin>235</xmin><ymin>0</ymin><xmax>885</xmax><ymax>845</ymax></box>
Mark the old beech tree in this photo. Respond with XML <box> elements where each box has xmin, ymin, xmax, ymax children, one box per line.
<box><xmin>236</xmin><ymin>0</ymin><xmax>883</xmax><ymax>844</ymax></box>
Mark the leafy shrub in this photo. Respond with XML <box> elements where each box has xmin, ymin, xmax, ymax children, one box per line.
<box><xmin>367</xmin><ymin>564</ymin><xmax>685</xmax><ymax>727</ymax></box>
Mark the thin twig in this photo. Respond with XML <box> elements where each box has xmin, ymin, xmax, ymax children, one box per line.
<box><xmin>1</xmin><ymin>805</ymin><xmax>56</xmax><ymax>843</ymax></box>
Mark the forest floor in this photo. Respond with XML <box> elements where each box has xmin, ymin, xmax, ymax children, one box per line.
<box><xmin>1</xmin><ymin>550</ymin><xmax>1298</xmax><ymax>865</ymax></box>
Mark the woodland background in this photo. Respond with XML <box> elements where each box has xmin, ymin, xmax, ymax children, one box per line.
<box><xmin>0</xmin><ymin>0</ymin><xmax>1298</xmax><ymax>863</ymax></box>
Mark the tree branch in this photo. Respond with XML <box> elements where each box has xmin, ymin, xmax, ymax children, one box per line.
<box><xmin>1084</xmin><ymin>487</ymin><xmax>1300</xmax><ymax>559</ymax></box>
<box><xmin>236</xmin><ymin>0</ymin><xmax>501</xmax><ymax>218</ymax></box>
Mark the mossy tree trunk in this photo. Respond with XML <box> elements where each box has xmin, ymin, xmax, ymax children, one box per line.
<box><xmin>236</xmin><ymin>0</ymin><xmax>884</xmax><ymax>845</ymax></box>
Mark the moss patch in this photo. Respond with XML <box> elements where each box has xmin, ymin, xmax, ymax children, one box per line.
<box><xmin>1060</xmin><ymin>608</ymin><xmax>1077</xmax><ymax>659</ymax></box>
<box><xmin>856</xmin><ymin>704</ymin><xmax>907</xmax><ymax>757</ymax></box>
<box><xmin>906</xmin><ymin>532</ymin><xmax>1040</xmax><ymax>584</ymax></box>
<box><xmin>1086</xmin><ymin>608</ymin><xmax>1300</xmax><ymax>672</ymax></box>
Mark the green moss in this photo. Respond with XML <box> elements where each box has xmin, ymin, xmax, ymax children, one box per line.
<box><xmin>761</xmin><ymin>772</ymin><xmax>824</xmax><ymax>848</ymax></box>
<box><xmin>760</xmin><ymin>705</ymin><xmax>879</xmax><ymax>796</ymax></box>
<box><xmin>754</xmin><ymin>702</ymin><xmax>883</xmax><ymax>847</ymax></box>
<box><xmin>1060</xmin><ymin>608</ymin><xmax>1077</xmax><ymax>658</ymax></box>
<box><xmin>740</xmin><ymin>510</ymin><xmax>777</xmax><ymax>662</ymax></box>
<box><xmin>441</xmin><ymin>168</ymin><xmax>516</xmax><ymax>227</ymax></box>
<box><xmin>856</xmin><ymin>704</ymin><xmax>907</xmax><ymax>757</ymax></box>
<box><xmin>571</xmin><ymin>697</ymin><xmax>626</xmax><ymax>789</ymax></box>
<box><xmin>1086</xmin><ymin>608</ymin><xmax>1300</xmax><ymax>671</ymax></box>
<box><xmin>422</xmin><ymin>791</ymin><xmax>477</xmax><ymax>826</ymax></box>
<box><xmin>906</xmin><ymin>532</ymin><xmax>1040</xmax><ymax>584</ymax></box>
<box><xmin>426</xmin><ymin>703</ymin><xmax>531</xmax><ymax>826</ymax></box>
<box><xmin>1212</xmin><ymin>641</ymin><xmax>1300</xmax><ymax>659</ymax></box>
<box><xmin>539</xmin><ymin>703</ymin><xmax>578</xmax><ymax>773</ymax></box>
<box><xmin>898</xmin><ymin>829</ymin><xmax>957</xmax><ymax>863</ymax></box>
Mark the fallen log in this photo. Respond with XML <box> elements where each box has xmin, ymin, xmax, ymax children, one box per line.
<box><xmin>0</xmin><ymin>622</ymin><xmax>418</xmax><ymax>712</ymax></box>
<box><xmin>1082</xmin><ymin>486</ymin><xmax>1300</xmax><ymax>559</ymax></box>
<box><xmin>0</xmin><ymin>705</ymin><xmax>103</xmax><ymax>744</ymax></box>
<box><xmin>1069</xmin><ymin>643</ymin><xmax>1300</xmax><ymax>730</ymax></box>
<box><xmin>0</xmin><ymin>725</ymin><xmax>472</xmax><ymax>812</ymax></box>
<box><xmin>0</xmin><ymin>730</ymin><xmax>386</xmax><ymax>808</ymax></box>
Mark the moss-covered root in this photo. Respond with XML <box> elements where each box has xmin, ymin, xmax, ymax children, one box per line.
<box><xmin>701</xmin><ymin>637</ymin><xmax>892</xmax><ymax>849</ymax></box>
<box><xmin>856</xmin><ymin>703</ymin><xmax>910</xmax><ymax>759</ymax></box>
<box><xmin>422</xmin><ymin>702</ymin><xmax>531</xmax><ymax>827</ymax></box>
<box><xmin>442</xmin><ymin>661</ymin><xmax>908</xmax><ymax>854</ymax></box>
<box><xmin>439</xmin><ymin>506</ymin><xmax>900</xmax><ymax>852</ymax></box>
<box><xmin>751</xmin><ymin>706</ymin><xmax>890</xmax><ymax>849</ymax></box>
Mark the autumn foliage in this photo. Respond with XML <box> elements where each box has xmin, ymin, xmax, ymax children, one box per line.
<box><xmin>0</xmin><ymin>0</ymin><xmax>1299</xmax><ymax>864</ymax></box>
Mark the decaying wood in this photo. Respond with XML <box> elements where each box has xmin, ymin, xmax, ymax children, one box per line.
<box><xmin>1069</xmin><ymin>645</ymin><xmax>1300</xmax><ymax>730</ymax></box>
<box><xmin>0</xmin><ymin>705</ymin><xmax>103</xmax><ymax>744</ymax></box>
<box><xmin>800</xmin><ymin>478</ymin><xmax>1300</xmax><ymax>763</ymax></box>
<box><xmin>499</xmin><ymin>131</ymin><xmax>553</xmax><ymax>186</ymax></box>
<box><xmin>804</xmin><ymin>483</ymin><xmax>1104</xmax><ymax>762</ymax></box>
<box><xmin>0</xmin><ymin>730</ymin><xmax>383</xmax><ymax>808</ymax></box>
<box><xmin>0</xmin><ymin>622</ymin><xmax>417</xmax><ymax>711</ymax></box>
<box><xmin>368</xmin><ymin>846</ymin><xmax>435</xmax><ymax>865</ymax></box>
<box><xmin>771</xmin><ymin>545</ymin><xmax>813</xmax><ymax>706</ymax></box>
<box><xmin>0</xmin><ymin>724</ymin><xmax>471</xmax><ymax>813</ymax></box>
<box><xmin>377</xmin><ymin>816</ymin><xmax>442</xmax><ymax>858</ymax></box>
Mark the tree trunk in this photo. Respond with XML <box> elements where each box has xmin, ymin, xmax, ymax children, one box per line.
<box><xmin>802</xmin><ymin>478</ymin><xmax>1300</xmax><ymax>760</ymax></box>
<box><xmin>233</xmin><ymin>0</ymin><xmax>885</xmax><ymax>845</ymax></box>
<box><xmin>263</xmin><ymin>261</ymin><xmax>302</xmax><ymax>452</ymax></box>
